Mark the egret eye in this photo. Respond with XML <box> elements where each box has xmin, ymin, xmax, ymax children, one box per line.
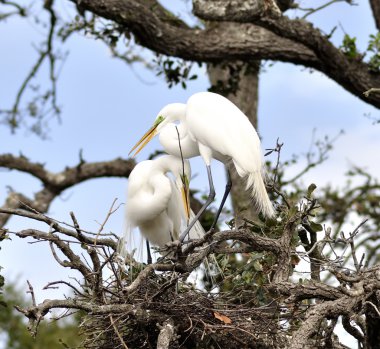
<box><xmin>154</xmin><ymin>115</ymin><xmax>165</xmax><ymax>127</ymax></box>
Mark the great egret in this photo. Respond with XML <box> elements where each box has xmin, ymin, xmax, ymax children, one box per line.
<box><xmin>122</xmin><ymin>155</ymin><xmax>203</xmax><ymax>259</ymax></box>
<box><xmin>130</xmin><ymin>92</ymin><xmax>275</xmax><ymax>240</ymax></box>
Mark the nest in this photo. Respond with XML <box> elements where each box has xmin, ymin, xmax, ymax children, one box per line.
<box><xmin>79</xmin><ymin>270</ymin><xmax>286</xmax><ymax>349</ymax></box>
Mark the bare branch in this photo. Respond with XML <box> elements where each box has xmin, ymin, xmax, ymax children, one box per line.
<box><xmin>0</xmin><ymin>155</ymin><xmax>135</xmax><ymax>227</ymax></box>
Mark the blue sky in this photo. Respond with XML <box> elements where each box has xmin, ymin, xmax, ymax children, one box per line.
<box><xmin>0</xmin><ymin>1</ymin><xmax>379</xmax><ymax>346</ymax></box>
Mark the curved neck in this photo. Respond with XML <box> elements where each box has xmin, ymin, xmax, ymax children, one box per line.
<box><xmin>162</xmin><ymin>103</ymin><xmax>187</xmax><ymax>122</ymax></box>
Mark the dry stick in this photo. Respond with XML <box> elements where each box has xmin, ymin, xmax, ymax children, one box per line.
<box><xmin>268</xmin><ymin>139</ymin><xmax>290</xmax><ymax>208</ymax></box>
<box><xmin>365</xmin><ymin>301</ymin><xmax>380</xmax><ymax>317</ymax></box>
<box><xmin>26</xmin><ymin>280</ymin><xmax>37</xmax><ymax>307</ymax></box>
<box><xmin>300</xmin><ymin>0</ymin><xmax>348</xmax><ymax>19</ymax></box>
<box><xmin>94</xmin><ymin>198</ymin><xmax>121</xmax><ymax>245</ymax></box>
<box><xmin>1</xmin><ymin>207</ymin><xmax>117</xmax><ymax>249</ymax></box>
<box><xmin>363</xmin><ymin>87</ymin><xmax>380</xmax><ymax>97</ymax></box>
<box><xmin>110</xmin><ymin>315</ymin><xmax>129</xmax><ymax>349</ymax></box>
<box><xmin>43</xmin><ymin>280</ymin><xmax>87</xmax><ymax>298</ymax></box>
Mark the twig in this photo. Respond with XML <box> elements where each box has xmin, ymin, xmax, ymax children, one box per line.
<box><xmin>94</xmin><ymin>198</ymin><xmax>122</xmax><ymax>245</ymax></box>
<box><xmin>110</xmin><ymin>315</ymin><xmax>129</xmax><ymax>349</ymax></box>
<box><xmin>365</xmin><ymin>301</ymin><xmax>380</xmax><ymax>317</ymax></box>
<box><xmin>26</xmin><ymin>280</ymin><xmax>37</xmax><ymax>307</ymax></box>
<box><xmin>43</xmin><ymin>280</ymin><xmax>87</xmax><ymax>298</ymax></box>
<box><xmin>363</xmin><ymin>87</ymin><xmax>380</xmax><ymax>97</ymax></box>
<box><xmin>299</xmin><ymin>0</ymin><xmax>349</xmax><ymax>19</ymax></box>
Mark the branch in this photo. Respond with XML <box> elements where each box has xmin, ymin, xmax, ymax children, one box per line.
<box><xmin>369</xmin><ymin>0</ymin><xmax>380</xmax><ymax>31</ymax></box>
<box><xmin>156</xmin><ymin>318</ymin><xmax>176</xmax><ymax>349</ymax></box>
<box><xmin>256</xmin><ymin>15</ymin><xmax>380</xmax><ymax>107</ymax></box>
<box><xmin>268</xmin><ymin>280</ymin><xmax>343</xmax><ymax>302</ymax></box>
<box><xmin>16</xmin><ymin>228</ymin><xmax>95</xmax><ymax>282</ymax></box>
<box><xmin>0</xmin><ymin>0</ymin><xmax>28</xmax><ymax>19</ymax></box>
<box><xmin>0</xmin><ymin>0</ymin><xmax>61</xmax><ymax>134</ymax></box>
<box><xmin>0</xmin><ymin>154</ymin><xmax>135</xmax><ymax>227</ymax></box>
<box><xmin>194</xmin><ymin>0</ymin><xmax>380</xmax><ymax>108</ymax></box>
<box><xmin>2</xmin><ymin>208</ymin><xmax>117</xmax><ymax>249</ymax></box>
<box><xmin>196</xmin><ymin>0</ymin><xmax>380</xmax><ymax>107</ymax></box>
<box><xmin>289</xmin><ymin>296</ymin><xmax>357</xmax><ymax>348</ymax></box>
<box><xmin>193</xmin><ymin>0</ymin><xmax>281</xmax><ymax>22</ymax></box>
<box><xmin>69</xmin><ymin>0</ymin><xmax>319</xmax><ymax>72</ymax></box>
<box><xmin>15</xmin><ymin>298</ymin><xmax>163</xmax><ymax>335</ymax></box>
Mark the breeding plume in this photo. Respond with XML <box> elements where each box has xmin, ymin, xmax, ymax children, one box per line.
<box><xmin>123</xmin><ymin>155</ymin><xmax>203</xmax><ymax>254</ymax></box>
<box><xmin>130</xmin><ymin>92</ymin><xmax>275</xmax><ymax>240</ymax></box>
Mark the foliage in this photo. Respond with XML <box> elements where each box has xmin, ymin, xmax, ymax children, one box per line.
<box><xmin>154</xmin><ymin>56</ymin><xmax>198</xmax><ymax>89</ymax></box>
<box><xmin>367</xmin><ymin>32</ymin><xmax>380</xmax><ymax>72</ymax></box>
<box><xmin>339</xmin><ymin>32</ymin><xmax>380</xmax><ymax>72</ymax></box>
<box><xmin>339</xmin><ymin>33</ymin><xmax>361</xmax><ymax>60</ymax></box>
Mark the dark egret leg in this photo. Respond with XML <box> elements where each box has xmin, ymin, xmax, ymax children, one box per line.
<box><xmin>210</xmin><ymin>170</ymin><xmax>232</xmax><ymax>231</ymax></box>
<box><xmin>179</xmin><ymin>165</ymin><xmax>215</xmax><ymax>242</ymax></box>
<box><xmin>146</xmin><ymin>240</ymin><xmax>152</xmax><ymax>265</ymax></box>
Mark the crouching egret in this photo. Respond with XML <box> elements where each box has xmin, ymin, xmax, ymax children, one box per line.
<box><xmin>130</xmin><ymin>92</ymin><xmax>275</xmax><ymax>241</ymax></box>
<box><xmin>121</xmin><ymin>155</ymin><xmax>203</xmax><ymax>260</ymax></box>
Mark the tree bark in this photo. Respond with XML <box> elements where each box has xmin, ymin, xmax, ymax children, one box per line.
<box><xmin>366</xmin><ymin>292</ymin><xmax>380</xmax><ymax>349</ymax></box>
<box><xmin>370</xmin><ymin>0</ymin><xmax>380</xmax><ymax>31</ymax></box>
<box><xmin>70</xmin><ymin>0</ymin><xmax>380</xmax><ymax>109</ymax></box>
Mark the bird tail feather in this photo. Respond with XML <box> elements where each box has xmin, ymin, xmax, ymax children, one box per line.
<box><xmin>245</xmin><ymin>170</ymin><xmax>275</xmax><ymax>218</ymax></box>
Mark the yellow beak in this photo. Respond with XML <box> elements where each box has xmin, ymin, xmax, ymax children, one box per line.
<box><xmin>180</xmin><ymin>179</ymin><xmax>191</xmax><ymax>223</ymax></box>
<box><xmin>129</xmin><ymin>125</ymin><xmax>158</xmax><ymax>157</ymax></box>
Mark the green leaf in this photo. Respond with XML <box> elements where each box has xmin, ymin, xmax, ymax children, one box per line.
<box><xmin>307</xmin><ymin>183</ymin><xmax>317</xmax><ymax>197</ymax></box>
<box><xmin>309</xmin><ymin>221</ymin><xmax>323</xmax><ymax>232</ymax></box>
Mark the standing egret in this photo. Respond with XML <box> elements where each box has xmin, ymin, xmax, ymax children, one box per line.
<box><xmin>129</xmin><ymin>92</ymin><xmax>275</xmax><ymax>240</ymax></box>
<box><xmin>122</xmin><ymin>155</ymin><xmax>203</xmax><ymax>260</ymax></box>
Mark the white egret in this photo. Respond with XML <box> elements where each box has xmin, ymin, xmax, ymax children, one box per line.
<box><xmin>122</xmin><ymin>155</ymin><xmax>203</xmax><ymax>260</ymax></box>
<box><xmin>129</xmin><ymin>92</ymin><xmax>275</xmax><ymax>240</ymax></box>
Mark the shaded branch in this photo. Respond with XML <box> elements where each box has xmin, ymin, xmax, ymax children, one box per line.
<box><xmin>0</xmin><ymin>154</ymin><xmax>135</xmax><ymax>227</ymax></box>
<box><xmin>69</xmin><ymin>0</ymin><xmax>319</xmax><ymax>74</ymax></box>
<box><xmin>2</xmin><ymin>208</ymin><xmax>117</xmax><ymax>249</ymax></box>
<box><xmin>369</xmin><ymin>0</ymin><xmax>380</xmax><ymax>31</ymax></box>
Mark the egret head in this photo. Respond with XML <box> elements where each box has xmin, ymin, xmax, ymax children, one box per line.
<box><xmin>129</xmin><ymin>103</ymin><xmax>186</xmax><ymax>157</ymax></box>
<box><xmin>155</xmin><ymin>155</ymin><xmax>191</xmax><ymax>221</ymax></box>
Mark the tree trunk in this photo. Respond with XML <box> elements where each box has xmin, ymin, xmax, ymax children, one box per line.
<box><xmin>207</xmin><ymin>60</ymin><xmax>261</xmax><ymax>224</ymax></box>
<box><xmin>366</xmin><ymin>292</ymin><xmax>380</xmax><ymax>349</ymax></box>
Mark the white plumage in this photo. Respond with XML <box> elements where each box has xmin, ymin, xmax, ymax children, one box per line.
<box><xmin>123</xmin><ymin>155</ymin><xmax>203</xmax><ymax>251</ymax></box>
<box><xmin>131</xmin><ymin>92</ymin><xmax>274</xmax><ymax>219</ymax></box>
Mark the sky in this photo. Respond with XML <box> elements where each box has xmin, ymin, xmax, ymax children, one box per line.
<box><xmin>0</xmin><ymin>0</ymin><xmax>379</xmax><ymax>347</ymax></box>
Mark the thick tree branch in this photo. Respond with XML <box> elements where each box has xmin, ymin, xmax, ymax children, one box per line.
<box><xmin>0</xmin><ymin>154</ymin><xmax>135</xmax><ymax>189</ymax></box>
<box><xmin>257</xmin><ymin>15</ymin><xmax>380</xmax><ymax>107</ymax></box>
<box><xmin>0</xmin><ymin>155</ymin><xmax>135</xmax><ymax>227</ymax></box>
<box><xmin>194</xmin><ymin>1</ymin><xmax>380</xmax><ymax>108</ymax></box>
<box><xmin>69</xmin><ymin>0</ymin><xmax>319</xmax><ymax>70</ymax></box>
<box><xmin>193</xmin><ymin>0</ymin><xmax>281</xmax><ymax>22</ymax></box>
<box><xmin>290</xmin><ymin>296</ymin><xmax>358</xmax><ymax>349</ymax></box>
<box><xmin>369</xmin><ymin>0</ymin><xmax>380</xmax><ymax>31</ymax></box>
<box><xmin>268</xmin><ymin>281</ymin><xmax>343</xmax><ymax>302</ymax></box>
